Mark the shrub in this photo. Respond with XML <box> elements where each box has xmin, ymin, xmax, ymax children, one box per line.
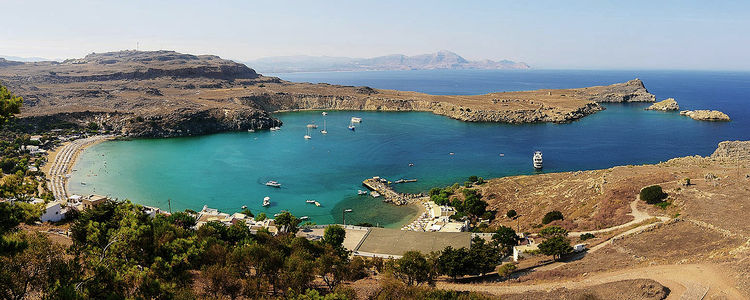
<box><xmin>506</xmin><ymin>209</ymin><xmax>517</xmax><ymax>219</ymax></box>
<box><xmin>542</xmin><ymin>210</ymin><xmax>563</xmax><ymax>224</ymax></box>
<box><xmin>498</xmin><ymin>263</ymin><xmax>517</xmax><ymax>278</ymax></box>
<box><xmin>654</xmin><ymin>201</ymin><xmax>671</xmax><ymax>209</ymax></box>
<box><xmin>468</xmin><ymin>175</ymin><xmax>478</xmax><ymax>182</ymax></box>
<box><xmin>86</xmin><ymin>122</ymin><xmax>99</xmax><ymax>131</ymax></box>
<box><xmin>579</xmin><ymin>233</ymin><xmax>595</xmax><ymax>241</ymax></box>
<box><xmin>640</xmin><ymin>185</ymin><xmax>667</xmax><ymax>204</ymax></box>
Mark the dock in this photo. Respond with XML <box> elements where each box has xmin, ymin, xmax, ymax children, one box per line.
<box><xmin>362</xmin><ymin>176</ymin><xmax>425</xmax><ymax>205</ymax></box>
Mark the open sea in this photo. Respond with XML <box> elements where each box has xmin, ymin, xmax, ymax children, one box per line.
<box><xmin>69</xmin><ymin>70</ymin><xmax>750</xmax><ymax>227</ymax></box>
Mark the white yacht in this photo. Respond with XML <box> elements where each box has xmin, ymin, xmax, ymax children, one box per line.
<box><xmin>270</xmin><ymin>126</ymin><xmax>281</xmax><ymax>131</ymax></box>
<box><xmin>263</xmin><ymin>196</ymin><xmax>271</xmax><ymax>207</ymax></box>
<box><xmin>304</xmin><ymin>125</ymin><xmax>312</xmax><ymax>139</ymax></box>
<box><xmin>351</xmin><ymin>117</ymin><xmax>362</xmax><ymax>123</ymax></box>
<box><xmin>358</xmin><ymin>190</ymin><xmax>368</xmax><ymax>195</ymax></box>
<box><xmin>306</xmin><ymin>199</ymin><xmax>316</xmax><ymax>204</ymax></box>
<box><xmin>533</xmin><ymin>151</ymin><xmax>543</xmax><ymax>169</ymax></box>
<box><xmin>265</xmin><ymin>180</ymin><xmax>281</xmax><ymax>188</ymax></box>
<box><xmin>322</xmin><ymin>112</ymin><xmax>328</xmax><ymax>116</ymax></box>
<box><xmin>247</xmin><ymin>129</ymin><xmax>255</xmax><ymax>133</ymax></box>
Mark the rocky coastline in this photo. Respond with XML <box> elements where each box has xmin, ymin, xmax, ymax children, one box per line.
<box><xmin>646</xmin><ymin>98</ymin><xmax>680</xmax><ymax>111</ymax></box>
<box><xmin>1</xmin><ymin>50</ymin><xmax>657</xmax><ymax>138</ymax></box>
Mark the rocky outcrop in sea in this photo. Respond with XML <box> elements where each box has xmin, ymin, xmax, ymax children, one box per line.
<box><xmin>679</xmin><ymin>110</ymin><xmax>731</xmax><ymax>121</ymax></box>
<box><xmin>646</xmin><ymin>98</ymin><xmax>679</xmax><ymax>111</ymax></box>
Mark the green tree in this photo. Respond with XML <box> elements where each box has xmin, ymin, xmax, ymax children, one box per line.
<box><xmin>538</xmin><ymin>236</ymin><xmax>573</xmax><ymax>260</ymax></box>
<box><xmin>255</xmin><ymin>212</ymin><xmax>267</xmax><ymax>221</ymax></box>
<box><xmin>436</xmin><ymin>246</ymin><xmax>467</xmax><ymax>280</ymax></box>
<box><xmin>275</xmin><ymin>211</ymin><xmax>301</xmax><ymax>234</ymax></box>
<box><xmin>468</xmin><ymin>175</ymin><xmax>478</xmax><ymax>182</ymax></box>
<box><xmin>491</xmin><ymin>226</ymin><xmax>518</xmax><ymax>255</ymax></box>
<box><xmin>0</xmin><ymin>84</ymin><xmax>22</xmax><ymax>125</ymax></box>
<box><xmin>542</xmin><ymin>210</ymin><xmax>564</xmax><ymax>224</ymax></box>
<box><xmin>323</xmin><ymin>225</ymin><xmax>346</xmax><ymax>248</ymax></box>
<box><xmin>393</xmin><ymin>251</ymin><xmax>433</xmax><ymax>286</ymax></box>
<box><xmin>498</xmin><ymin>263</ymin><xmax>517</xmax><ymax>278</ymax></box>
<box><xmin>167</xmin><ymin>211</ymin><xmax>196</xmax><ymax>229</ymax></box>
<box><xmin>0</xmin><ymin>232</ymin><xmax>67</xmax><ymax>300</ymax></box>
<box><xmin>538</xmin><ymin>225</ymin><xmax>568</xmax><ymax>238</ymax></box>
<box><xmin>640</xmin><ymin>185</ymin><xmax>667</xmax><ymax>204</ymax></box>
<box><xmin>466</xmin><ymin>237</ymin><xmax>500</xmax><ymax>276</ymax></box>
<box><xmin>506</xmin><ymin>209</ymin><xmax>517</xmax><ymax>219</ymax></box>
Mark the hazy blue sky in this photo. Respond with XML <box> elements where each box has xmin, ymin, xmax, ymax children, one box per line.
<box><xmin>2</xmin><ymin>0</ymin><xmax>748</xmax><ymax>70</ymax></box>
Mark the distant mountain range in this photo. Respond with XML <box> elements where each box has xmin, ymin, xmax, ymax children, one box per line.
<box><xmin>0</xmin><ymin>55</ymin><xmax>55</xmax><ymax>62</ymax></box>
<box><xmin>245</xmin><ymin>50</ymin><xmax>530</xmax><ymax>73</ymax></box>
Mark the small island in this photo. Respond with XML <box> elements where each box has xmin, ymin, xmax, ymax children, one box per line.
<box><xmin>680</xmin><ymin>110</ymin><xmax>731</xmax><ymax>121</ymax></box>
<box><xmin>645</xmin><ymin>98</ymin><xmax>679</xmax><ymax>111</ymax></box>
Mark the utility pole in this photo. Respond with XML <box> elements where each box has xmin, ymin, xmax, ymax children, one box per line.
<box><xmin>168</xmin><ymin>198</ymin><xmax>172</xmax><ymax>214</ymax></box>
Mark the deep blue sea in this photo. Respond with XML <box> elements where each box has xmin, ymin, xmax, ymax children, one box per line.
<box><xmin>70</xmin><ymin>70</ymin><xmax>750</xmax><ymax>227</ymax></box>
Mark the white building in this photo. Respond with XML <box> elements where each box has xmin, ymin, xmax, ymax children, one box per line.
<box><xmin>40</xmin><ymin>201</ymin><xmax>65</xmax><ymax>222</ymax></box>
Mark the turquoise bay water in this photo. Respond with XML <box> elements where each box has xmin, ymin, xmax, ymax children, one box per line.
<box><xmin>70</xmin><ymin>70</ymin><xmax>750</xmax><ymax>227</ymax></box>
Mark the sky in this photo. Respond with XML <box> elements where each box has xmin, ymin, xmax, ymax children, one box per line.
<box><xmin>1</xmin><ymin>0</ymin><xmax>749</xmax><ymax>70</ymax></box>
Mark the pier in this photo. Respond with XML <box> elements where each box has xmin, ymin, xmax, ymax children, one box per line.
<box><xmin>362</xmin><ymin>176</ymin><xmax>424</xmax><ymax>205</ymax></box>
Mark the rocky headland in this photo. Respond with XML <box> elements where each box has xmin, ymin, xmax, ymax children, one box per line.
<box><xmin>0</xmin><ymin>50</ymin><xmax>657</xmax><ymax>138</ymax></box>
<box><xmin>645</xmin><ymin>98</ymin><xmax>679</xmax><ymax>111</ymax></box>
<box><xmin>679</xmin><ymin>110</ymin><xmax>731</xmax><ymax>121</ymax></box>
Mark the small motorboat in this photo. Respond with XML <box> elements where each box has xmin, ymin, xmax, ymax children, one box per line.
<box><xmin>306</xmin><ymin>124</ymin><xmax>318</xmax><ymax>129</ymax></box>
<box><xmin>300</xmin><ymin>216</ymin><xmax>309</xmax><ymax>221</ymax></box>
<box><xmin>408</xmin><ymin>163</ymin><xmax>414</xmax><ymax>167</ymax></box>
<box><xmin>270</xmin><ymin>126</ymin><xmax>281</xmax><ymax>131</ymax></box>
<box><xmin>449</xmin><ymin>152</ymin><xmax>455</xmax><ymax>155</ymax></box>
<box><xmin>499</xmin><ymin>153</ymin><xmax>505</xmax><ymax>157</ymax></box>
<box><xmin>314</xmin><ymin>201</ymin><xmax>321</xmax><ymax>207</ymax></box>
<box><xmin>80</xmin><ymin>182</ymin><xmax>87</xmax><ymax>186</ymax></box>
<box><xmin>247</xmin><ymin>129</ymin><xmax>255</xmax><ymax>133</ymax></box>
<box><xmin>304</xmin><ymin>135</ymin><xmax>312</xmax><ymax>139</ymax></box>
<box><xmin>265</xmin><ymin>180</ymin><xmax>281</xmax><ymax>188</ymax></box>
<box><xmin>533</xmin><ymin>151</ymin><xmax>543</xmax><ymax>169</ymax></box>
<box><xmin>263</xmin><ymin>196</ymin><xmax>271</xmax><ymax>207</ymax></box>
<box><xmin>358</xmin><ymin>190</ymin><xmax>368</xmax><ymax>195</ymax></box>
<box><xmin>306</xmin><ymin>200</ymin><xmax>316</xmax><ymax>204</ymax></box>
<box><xmin>348</xmin><ymin>125</ymin><xmax>355</xmax><ymax>131</ymax></box>
<box><xmin>351</xmin><ymin>117</ymin><xmax>362</xmax><ymax>123</ymax></box>
<box><xmin>322</xmin><ymin>112</ymin><xmax>328</xmax><ymax>116</ymax></box>
<box><xmin>370</xmin><ymin>191</ymin><xmax>381</xmax><ymax>198</ymax></box>
<box><xmin>241</xmin><ymin>205</ymin><xmax>247</xmax><ymax>209</ymax></box>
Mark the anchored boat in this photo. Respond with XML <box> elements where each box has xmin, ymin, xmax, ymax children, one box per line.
<box><xmin>533</xmin><ymin>151</ymin><xmax>543</xmax><ymax>169</ymax></box>
<box><xmin>263</xmin><ymin>196</ymin><xmax>271</xmax><ymax>207</ymax></box>
<box><xmin>351</xmin><ymin>117</ymin><xmax>362</xmax><ymax>123</ymax></box>
<box><xmin>265</xmin><ymin>180</ymin><xmax>281</xmax><ymax>188</ymax></box>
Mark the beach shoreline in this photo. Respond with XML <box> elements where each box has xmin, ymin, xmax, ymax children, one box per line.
<box><xmin>45</xmin><ymin>135</ymin><xmax>114</xmax><ymax>202</ymax></box>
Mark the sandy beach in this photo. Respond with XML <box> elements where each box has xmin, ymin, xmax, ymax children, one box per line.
<box><xmin>45</xmin><ymin>135</ymin><xmax>114</xmax><ymax>202</ymax></box>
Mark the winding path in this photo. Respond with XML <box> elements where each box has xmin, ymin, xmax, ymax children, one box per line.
<box><xmin>438</xmin><ymin>264</ymin><xmax>743</xmax><ymax>299</ymax></box>
<box><xmin>47</xmin><ymin>135</ymin><xmax>113</xmax><ymax>201</ymax></box>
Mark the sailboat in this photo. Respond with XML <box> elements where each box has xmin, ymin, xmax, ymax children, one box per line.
<box><xmin>321</xmin><ymin>115</ymin><xmax>328</xmax><ymax>134</ymax></box>
<box><xmin>304</xmin><ymin>125</ymin><xmax>312</xmax><ymax>139</ymax></box>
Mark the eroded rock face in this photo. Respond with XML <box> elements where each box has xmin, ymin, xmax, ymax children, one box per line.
<box><xmin>585</xmin><ymin>78</ymin><xmax>656</xmax><ymax>103</ymax></box>
<box><xmin>679</xmin><ymin>110</ymin><xmax>731</xmax><ymax>121</ymax></box>
<box><xmin>711</xmin><ymin>141</ymin><xmax>750</xmax><ymax>160</ymax></box>
<box><xmin>646</xmin><ymin>98</ymin><xmax>679</xmax><ymax>111</ymax></box>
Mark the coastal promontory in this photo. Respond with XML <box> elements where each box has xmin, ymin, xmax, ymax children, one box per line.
<box><xmin>0</xmin><ymin>50</ymin><xmax>657</xmax><ymax>138</ymax></box>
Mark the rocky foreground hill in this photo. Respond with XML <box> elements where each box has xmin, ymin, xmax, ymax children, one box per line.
<box><xmin>0</xmin><ymin>50</ymin><xmax>655</xmax><ymax>138</ymax></box>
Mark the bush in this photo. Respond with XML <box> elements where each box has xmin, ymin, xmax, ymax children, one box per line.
<box><xmin>498</xmin><ymin>263</ymin><xmax>517</xmax><ymax>278</ymax></box>
<box><xmin>86</xmin><ymin>122</ymin><xmax>99</xmax><ymax>131</ymax></box>
<box><xmin>468</xmin><ymin>175</ymin><xmax>478</xmax><ymax>182</ymax></box>
<box><xmin>506</xmin><ymin>209</ymin><xmax>517</xmax><ymax>219</ymax></box>
<box><xmin>542</xmin><ymin>210</ymin><xmax>563</xmax><ymax>224</ymax></box>
<box><xmin>640</xmin><ymin>185</ymin><xmax>667</xmax><ymax>204</ymax></box>
<box><xmin>579</xmin><ymin>233</ymin><xmax>595</xmax><ymax>241</ymax></box>
<box><xmin>654</xmin><ymin>201</ymin><xmax>671</xmax><ymax>209</ymax></box>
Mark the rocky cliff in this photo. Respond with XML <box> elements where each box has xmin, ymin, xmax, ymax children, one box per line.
<box><xmin>711</xmin><ymin>141</ymin><xmax>750</xmax><ymax>160</ymax></box>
